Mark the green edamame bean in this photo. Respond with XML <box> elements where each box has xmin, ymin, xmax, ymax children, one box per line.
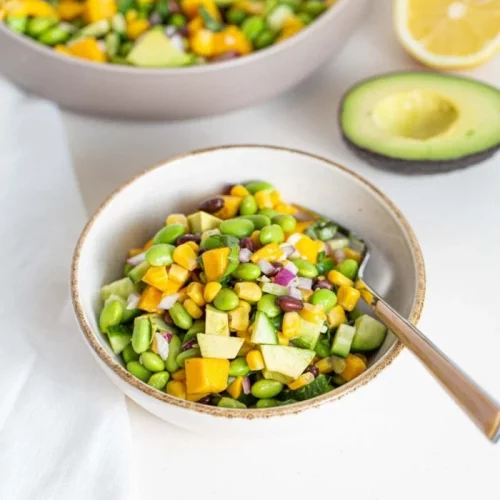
<box><xmin>213</xmin><ymin>288</ymin><xmax>240</xmax><ymax>311</ymax></box>
<box><xmin>259</xmin><ymin>208</ymin><xmax>279</xmax><ymax>219</ymax></box>
<box><xmin>229</xmin><ymin>357</ymin><xmax>250</xmax><ymax>377</ymax></box>
<box><xmin>254</xmin><ymin>29</ymin><xmax>275</xmax><ymax>50</ymax></box>
<box><xmin>169</xmin><ymin>302</ymin><xmax>193</xmax><ymax>330</ymax></box>
<box><xmin>99</xmin><ymin>300</ymin><xmax>123</xmax><ymax>333</ymax></box>
<box><xmin>131</xmin><ymin>317</ymin><xmax>152</xmax><ymax>354</ymax></box>
<box><xmin>241</xmin><ymin>16</ymin><xmax>265</xmax><ymax>42</ymax></box>
<box><xmin>251</xmin><ymin>379</ymin><xmax>283</xmax><ymax>399</ymax></box>
<box><xmin>148</xmin><ymin>371</ymin><xmax>170</xmax><ymax>390</ymax></box>
<box><xmin>128</xmin><ymin>261</ymin><xmax>150</xmax><ymax>283</ymax></box>
<box><xmin>27</xmin><ymin>17</ymin><xmax>57</xmax><ymax>37</ymax></box>
<box><xmin>6</xmin><ymin>15</ymin><xmax>28</xmax><ymax>33</ymax></box>
<box><xmin>176</xmin><ymin>347</ymin><xmax>201</xmax><ymax>368</ymax></box>
<box><xmin>260</xmin><ymin>224</ymin><xmax>284</xmax><ymax>244</ymax></box>
<box><xmin>297</xmin><ymin>12</ymin><xmax>313</xmax><ymax>24</ymax></box>
<box><xmin>272</xmin><ymin>214</ymin><xmax>297</xmax><ymax>233</ymax></box>
<box><xmin>165</xmin><ymin>334</ymin><xmax>182</xmax><ymax>372</ymax></box>
<box><xmin>314</xmin><ymin>339</ymin><xmax>330</xmax><ymax>358</ymax></box>
<box><xmin>139</xmin><ymin>351</ymin><xmax>165</xmax><ymax>372</ymax></box>
<box><xmin>220</xmin><ymin>218</ymin><xmax>255</xmax><ymax>239</ymax></box>
<box><xmin>257</xmin><ymin>294</ymin><xmax>281</xmax><ymax>318</ymax></box>
<box><xmin>127</xmin><ymin>361</ymin><xmax>152</xmax><ymax>382</ymax></box>
<box><xmin>303</xmin><ymin>0</ymin><xmax>327</xmax><ymax>17</ymax></box>
<box><xmin>184</xmin><ymin>319</ymin><xmax>205</xmax><ymax>342</ymax></box>
<box><xmin>124</xmin><ymin>263</ymin><xmax>133</xmax><ymax>275</ymax></box>
<box><xmin>120</xmin><ymin>41</ymin><xmax>133</xmax><ymax>57</ymax></box>
<box><xmin>256</xmin><ymin>398</ymin><xmax>280</xmax><ymax>408</ymax></box>
<box><xmin>238</xmin><ymin>214</ymin><xmax>271</xmax><ymax>230</ymax></box>
<box><xmin>291</xmin><ymin>258</ymin><xmax>319</xmax><ymax>278</ymax></box>
<box><xmin>218</xmin><ymin>397</ymin><xmax>247</xmax><ymax>409</ymax></box>
<box><xmin>310</xmin><ymin>289</ymin><xmax>337</xmax><ymax>312</ymax></box>
<box><xmin>153</xmin><ymin>223</ymin><xmax>185</xmax><ymax>245</ymax></box>
<box><xmin>38</xmin><ymin>25</ymin><xmax>71</xmax><ymax>45</ymax></box>
<box><xmin>239</xmin><ymin>195</ymin><xmax>258</xmax><ymax>216</ymax></box>
<box><xmin>245</xmin><ymin>181</ymin><xmax>274</xmax><ymax>194</ymax></box>
<box><xmin>122</xmin><ymin>343</ymin><xmax>139</xmax><ymax>364</ymax></box>
<box><xmin>280</xmin><ymin>0</ymin><xmax>300</xmax><ymax>11</ymax></box>
<box><xmin>335</xmin><ymin>259</ymin><xmax>360</xmax><ymax>281</ymax></box>
<box><xmin>226</xmin><ymin>7</ymin><xmax>246</xmax><ymax>24</ymax></box>
<box><xmin>169</xmin><ymin>12</ymin><xmax>187</xmax><ymax>27</ymax></box>
<box><xmin>145</xmin><ymin>244</ymin><xmax>175</xmax><ymax>266</ymax></box>
<box><xmin>232</xmin><ymin>263</ymin><xmax>261</xmax><ymax>281</ymax></box>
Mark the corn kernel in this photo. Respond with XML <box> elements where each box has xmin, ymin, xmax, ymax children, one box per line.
<box><xmin>160</xmin><ymin>280</ymin><xmax>183</xmax><ymax>296</ymax></box>
<box><xmin>301</xmin><ymin>289</ymin><xmax>313</xmax><ymax>302</ymax></box>
<box><xmin>186</xmin><ymin>392</ymin><xmax>210</xmax><ymax>402</ymax></box>
<box><xmin>166</xmin><ymin>213</ymin><xmax>189</xmax><ymax>231</ymax></box>
<box><xmin>340</xmin><ymin>354</ymin><xmax>367</xmax><ymax>382</ymax></box>
<box><xmin>238</xmin><ymin>300</ymin><xmax>251</xmax><ymax>313</ymax></box>
<box><xmin>337</xmin><ymin>286</ymin><xmax>361</xmax><ymax>312</ymax></box>
<box><xmin>274</xmin><ymin>202</ymin><xmax>297</xmax><ymax>215</ymax></box>
<box><xmin>172</xmin><ymin>369</ymin><xmax>186</xmax><ymax>381</ymax></box>
<box><xmin>250</xmin><ymin>243</ymin><xmax>285</xmax><ymax>263</ymax></box>
<box><xmin>173</xmin><ymin>243</ymin><xmax>198</xmax><ymax>271</ymax></box>
<box><xmin>288</xmin><ymin>372</ymin><xmax>314</xmax><ymax>390</ymax></box>
<box><xmin>229</xmin><ymin>306</ymin><xmax>250</xmax><ymax>332</ymax></box>
<box><xmin>246</xmin><ymin>350</ymin><xmax>265</xmax><ymax>371</ymax></box>
<box><xmin>125</xmin><ymin>8</ymin><xmax>138</xmax><ymax>21</ymax></box>
<box><xmin>270</xmin><ymin>190</ymin><xmax>281</xmax><ymax>206</ymax></box>
<box><xmin>177</xmin><ymin>286</ymin><xmax>189</xmax><ymax>303</ymax></box>
<box><xmin>186</xmin><ymin>282</ymin><xmax>206</xmax><ymax>307</ymax></box>
<box><xmin>166</xmin><ymin>380</ymin><xmax>186</xmax><ymax>399</ymax></box>
<box><xmin>254</xmin><ymin>190</ymin><xmax>273</xmax><ymax>209</ymax></box>
<box><xmin>315</xmin><ymin>356</ymin><xmax>343</xmax><ymax>375</ymax></box>
<box><xmin>213</xmin><ymin>195</ymin><xmax>242</xmax><ymax>219</ymax></box>
<box><xmin>227</xmin><ymin>376</ymin><xmax>244</xmax><ymax>399</ymax></box>
<box><xmin>126</xmin><ymin>18</ymin><xmax>149</xmax><ymax>40</ymax></box>
<box><xmin>327</xmin><ymin>270</ymin><xmax>354</xmax><ymax>287</ymax></box>
<box><xmin>230</xmin><ymin>184</ymin><xmax>250</xmax><ymax>197</ymax></box>
<box><xmin>326</xmin><ymin>305</ymin><xmax>346</xmax><ymax>328</ymax></box>
<box><xmin>353</xmin><ymin>353</ymin><xmax>368</xmax><ymax>364</ymax></box>
<box><xmin>236</xmin><ymin>330</ymin><xmax>251</xmax><ymax>340</ymax></box>
<box><xmin>282</xmin><ymin>311</ymin><xmax>301</xmax><ymax>339</ymax></box>
<box><xmin>300</xmin><ymin>303</ymin><xmax>326</xmax><ymax>324</ymax></box>
<box><xmin>184</xmin><ymin>298</ymin><xmax>203</xmax><ymax>319</ymax></box>
<box><xmin>169</xmin><ymin>263</ymin><xmax>190</xmax><ymax>284</ymax></box>
<box><xmin>277</xmin><ymin>332</ymin><xmax>289</xmax><ymax>346</ymax></box>
<box><xmin>204</xmin><ymin>281</ymin><xmax>222</xmax><ymax>303</ymax></box>
<box><xmin>234</xmin><ymin>282</ymin><xmax>262</xmax><ymax>303</ymax></box>
<box><xmin>344</xmin><ymin>248</ymin><xmax>362</xmax><ymax>263</ymax></box>
<box><xmin>185</xmin><ymin>241</ymin><xmax>200</xmax><ymax>253</ymax></box>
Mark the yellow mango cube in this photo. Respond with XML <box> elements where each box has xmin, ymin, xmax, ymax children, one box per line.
<box><xmin>142</xmin><ymin>266</ymin><xmax>170</xmax><ymax>292</ymax></box>
<box><xmin>234</xmin><ymin>282</ymin><xmax>262</xmax><ymax>302</ymax></box>
<box><xmin>168</xmin><ymin>263</ymin><xmax>190</xmax><ymax>285</ymax></box>
<box><xmin>185</xmin><ymin>358</ymin><xmax>229</xmax><ymax>394</ymax></box>
<box><xmin>166</xmin><ymin>213</ymin><xmax>189</xmax><ymax>231</ymax></box>
<box><xmin>214</xmin><ymin>195</ymin><xmax>242</xmax><ymax>220</ymax></box>
<box><xmin>202</xmin><ymin>247</ymin><xmax>230</xmax><ymax>282</ymax></box>
<box><xmin>340</xmin><ymin>354</ymin><xmax>367</xmax><ymax>382</ymax></box>
<box><xmin>230</xmin><ymin>184</ymin><xmax>250</xmax><ymax>197</ymax></box>
<box><xmin>227</xmin><ymin>376</ymin><xmax>244</xmax><ymax>399</ymax></box>
<box><xmin>337</xmin><ymin>286</ymin><xmax>361</xmax><ymax>312</ymax></box>
<box><xmin>138</xmin><ymin>285</ymin><xmax>162</xmax><ymax>312</ymax></box>
<box><xmin>326</xmin><ymin>305</ymin><xmax>346</xmax><ymax>328</ymax></box>
<box><xmin>173</xmin><ymin>243</ymin><xmax>198</xmax><ymax>271</ymax></box>
<box><xmin>250</xmin><ymin>243</ymin><xmax>284</xmax><ymax>263</ymax></box>
<box><xmin>295</xmin><ymin>235</ymin><xmax>320</xmax><ymax>264</ymax></box>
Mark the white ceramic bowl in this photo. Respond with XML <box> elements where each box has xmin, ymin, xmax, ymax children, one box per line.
<box><xmin>71</xmin><ymin>145</ymin><xmax>425</xmax><ymax>434</ymax></box>
<box><xmin>0</xmin><ymin>0</ymin><xmax>368</xmax><ymax>120</ymax></box>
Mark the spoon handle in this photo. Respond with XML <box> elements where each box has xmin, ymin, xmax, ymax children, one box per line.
<box><xmin>361</xmin><ymin>284</ymin><xmax>500</xmax><ymax>442</ymax></box>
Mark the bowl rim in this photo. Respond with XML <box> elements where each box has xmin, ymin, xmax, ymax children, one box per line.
<box><xmin>0</xmin><ymin>0</ymin><xmax>358</xmax><ymax>75</ymax></box>
<box><xmin>71</xmin><ymin>144</ymin><xmax>426</xmax><ymax>419</ymax></box>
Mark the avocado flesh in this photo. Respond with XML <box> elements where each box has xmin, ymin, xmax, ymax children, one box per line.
<box><xmin>340</xmin><ymin>72</ymin><xmax>500</xmax><ymax>173</ymax></box>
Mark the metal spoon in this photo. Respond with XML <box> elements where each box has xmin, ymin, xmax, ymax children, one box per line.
<box><xmin>294</xmin><ymin>204</ymin><xmax>500</xmax><ymax>442</ymax></box>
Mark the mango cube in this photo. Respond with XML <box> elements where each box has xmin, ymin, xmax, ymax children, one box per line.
<box><xmin>185</xmin><ymin>358</ymin><xmax>229</xmax><ymax>394</ymax></box>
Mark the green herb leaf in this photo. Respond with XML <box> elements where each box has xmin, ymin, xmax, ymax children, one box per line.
<box><xmin>199</xmin><ymin>5</ymin><xmax>223</xmax><ymax>32</ymax></box>
<box><xmin>316</xmin><ymin>251</ymin><xmax>334</xmax><ymax>275</ymax></box>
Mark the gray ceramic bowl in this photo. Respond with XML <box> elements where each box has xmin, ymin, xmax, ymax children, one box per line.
<box><xmin>0</xmin><ymin>0</ymin><xmax>368</xmax><ymax>120</ymax></box>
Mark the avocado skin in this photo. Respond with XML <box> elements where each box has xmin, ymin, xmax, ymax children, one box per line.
<box><xmin>342</xmin><ymin>134</ymin><xmax>500</xmax><ymax>175</ymax></box>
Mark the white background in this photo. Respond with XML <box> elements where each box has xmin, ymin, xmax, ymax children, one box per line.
<box><xmin>64</xmin><ymin>0</ymin><xmax>500</xmax><ymax>498</ymax></box>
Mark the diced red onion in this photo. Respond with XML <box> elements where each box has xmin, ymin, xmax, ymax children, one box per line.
<box><xmin>239</xmin><ymin>248</ymin><xmax>252</xmax><ymax>263</ymax></box>
<box><xmin>283</xmin><ymin>261</ymin><xmax>298</xmax><ymax>275</ymax></box>
<box><xmin>162</xmin><ymin>332</ymin><xmax>173</xmax><ymax>343</ymax></box>
<box><xmin>333</xmin><ymin>249</ymin><xmax>346</xmax><ymax>264</ymax></box>
<box><xmin>126</xmin><ymin>292</ymin><xmax>140</xmax><ymax>310</ymax></box>
<box><xmin>157</xmin><ymin>293</ymin><xmax>179</xmax><ymax>310</ymax></box>
<box><xmin>280</xmin><ymin>243</ymin><xmax>295</xmax><ymax>258</ymax></box>
<box><xmin>182</xmin><ymin>338</ymin><xmax>196</xmax><ymax>351</ymax></box>
<box><xmin>297</xmin><ymin>277</ymin><xmax>313</xmax><ymax>290</ymax></box>
<box><xmin>258</xmin><ymin>259</ymin><xmax>275</xmax><ymax>276</ymax></box>
<box><xmin>274</xmin><ymin>268</ymin><xmax>296</xmax><ymax>286</ymax></box>
<box><xmin>154</xmin><ymin>333</ymin><xmax>170</xmax><ymax>361</ymax></box>
<box><xmin>288</xmin><ymin>286</ymin><xmax>302</xmax><ymax>300</ymax></box>
<box><xmin>242</xmin><ymin>377</ymin><xmax>251</xmax><ymax>395</ymax></box>
<box><xmin>127</xmin><ymin>252</ymin><xmax>146</xmax><ymax>266</ymax></box>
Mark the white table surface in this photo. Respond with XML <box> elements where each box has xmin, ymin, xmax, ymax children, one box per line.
<box><xmin>64</xmin><ymin>1</ymin><xmax>500</xmax><ymax>497</ymax></box>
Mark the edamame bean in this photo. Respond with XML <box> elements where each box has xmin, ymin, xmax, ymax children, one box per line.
<box><xmin>257</xmin><ymin>294</ymin><xmax>281</xmax><ymax>318</ymax></box>
<box><xmin>131</xmin><ymin>317</ymin><xmax>152</xmax><ymax>354</ymax></box>
<box><xmin>251</xmin><ymin>379</ymin><xmax>283</xmax><ymax>399</ymax></box>
<box><xmin>232</xmin><ymin>263</ymin><xmax>261</xmax><ymax>281</ymax></box>
<box><xmin>256</xmin><ymin>398</ymin><xmax>280</xmax><ymax>408</ymax></box>
<box><xmin>303</xmin><ymin>0</ymin><xmax>327</xmax><ymax>17</ymax></box>
<box><xmin>260</xmin><ymin>224</ymin><xmax>284</xmax><ymax>244</ymax></box>
<box><xmin>245</xmin><ymin>181</ymin><xmax>274</xmax><ymax>194</ymax></box>
<box><xmin>169</xmin><ymin>302</ymin><xmax>193</xmax><ymax>330</ymax></box>
<box><xmin>165</xmin><ymin>334</ymin><xmax>182</xmax><ymax>372</ymax></box>
<box><xmin>139</xmin><ymin>351</ymin><xmax>165</xmax><ymax>372</ymax></box>
<box><xmin>122</xmin><ymin>343</ymin><xmax>140</xmax><ymax>364</ymax></box>
<box><xmin>176</xmin><ymin>347</ymin><xmax>201</xmax><ymax>368</ymax></box>
<box><xmin>229</xmin><ymin>357</ymin><xmax>250</xmax><ymax>377</ymax></box>
<box><xmin>241</xmin><ymin>16</ymin><xmax>265</xmax><ymax>42</ymax></box>
<box><xmin>291</xmin><ymin>258</ymin><xmax>319</xmax><ymax>278</ymax></box>
<box><xmin>335</xmin><ymin>259</ymin><xmax>359</xmax><ymax>281</ymax></box>
<box><xmin>184</xmin><ymin>319</ymin><xmax>206</xmax><ymax>342</ymax></box>
<box><xmin>213</xmin><ymin>288</ymin><xmax>239</xmax><ymax>311</ymax></box>
<box><xmin>124</xmin><ymin>263</ymin><xmax>133</xmax><ymax>275</ymax></box>
<box><xmin>153</xmin><ymin>223</ymin><xmax>185</xmax><ymax>245</ymax></box>
<box><xmin>27</xmin><ymin>17</ymin><xmax>57</xmax><ymax>37</ymax></box>
<box><xmin>310</xmin><ymin>289</ymin><xmax>337</xmax><ymax>312</ymax></box>
<box><xmin>217</xmin><ymin>397</ymin><xmax>247</xmax><ymax>409</ymax></box>
<box><xmin>254</xmin><ymin>29</ymin><xmax>275</xmax><ymax>49</ymax></box>
<box><xmin>99</xmin><ymin>300</ymin><xmax>123</xmax><ymax>333</ymax></box>
<box><xmin>148</xmin><ymin>371</ymin><xmax>170</xmax><ymax>390</ymax></box>
<box><xmin>239</xmin><ymin>195</ymin><xmax>258</xmax><ymax>216</ymax></box>
<box><xmin>6</xmin><ymin>15</ymin><xmax>28</xmax><ymax>33</ymax></box>
<box><xmin>226</xmin><ymin>7</ymin><xmax>246</xmax><ymax>25</ymax></box>
<box><xmin>169</xmin><ymin>12</ymin><xmax>187</xmax><ymax>27</ymax></box>
<box><xmin>145</xmin><ymin>243</ymin><xmax>175</xmax><ymax>266</ymax></box>
<box><xmin>259</xmin><ymin>208</ymin><xmax>279</xmax><ymax>219</ymax></box>
<box><xmin>297</xmin><ymin>12</ymin><xmax>313</xmax><ymax>24</ymax></box>
<box><xmin>239</xmin><ymin>214</ymin><xmax>271</xmax><ymax>230</ymax></box>
<box><xmin>273</xmin><ymin>214</ymin><xmax>297</xmax><ymax>233</ymax></box>
<box><xmin>220</xmin><ymin>218</ymin><xmax>255</xmax><ymax>239</ymax></box>
<box><xmin>127</xmin><ymin>361</ymin><xmax>152</xmax><ymax>382</ymax></box>
<box><xmin>38</xmin><ymin>25</ymin><xmax>72</xmax><ymax>45</ymax></box>
<box><xmin>314</xmin><ymin>339</ymin><xmax>330</xmax><ymax>358</ymax></box>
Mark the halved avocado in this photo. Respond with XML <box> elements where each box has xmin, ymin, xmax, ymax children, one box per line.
<box><xmin>340</xmin><ymin>72</ymin><xmax>500</xmax><ymax>174</ymax></box>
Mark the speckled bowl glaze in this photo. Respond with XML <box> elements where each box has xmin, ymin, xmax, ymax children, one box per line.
<box><xmin>0</xmin><ymin>0</ymin><xmax>368</xmax><ymax>120</ymax></box>
<box><xmin>71</xmin><ymin>145</ymin><xmax>425</xmax><ymax>434</ymax></box>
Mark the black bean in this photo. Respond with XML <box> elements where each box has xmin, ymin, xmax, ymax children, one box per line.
<box><xmin>177</xmin><ymin>234</ymin><xmax>201</xmax><ymax>245</ymax></box>
<box><xmin>239</xmin><ymin>237</ymin><xmax>254</xmax><ymax>252</ymax></box>
<box><xmin>313</xmin><ymin>279</ymin><xmax>334</xmax><ymax>291</ymax></box>
<box><xmin>198</xmin><ymin>395</ymin><xmax>212</xmax><ymax>405</ymax></box>
<box><xmin>276</xmin><ymin>295</ymin><xmax>303</xmax><ymax>312</ymax></box>
<box><xmin>304</xmin><ymin>365</ymin><xmax>320</xmax><ymax>378</ymax></box>
<box><xmin>164</xmin><ymin>311</ymin><xmax>174</xmax><ymax>326</ymax></box>
<box><xmin>199</xmin><ymin>197</ymin><xmax>224</xmax><ymax>214</ymax></box>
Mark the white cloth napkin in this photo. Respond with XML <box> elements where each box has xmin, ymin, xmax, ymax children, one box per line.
<box><xmin>0</xmin><ymin>80</ymin><xmax>132</xmax><ymax>499</ymax></box>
